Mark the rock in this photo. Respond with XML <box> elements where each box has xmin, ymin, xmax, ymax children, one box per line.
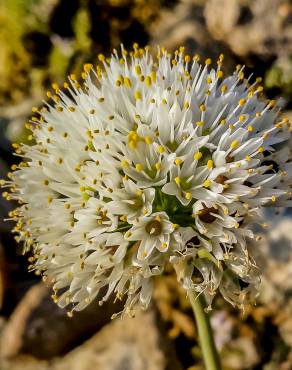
<box><xmin>205</xmin><ymin>0</ymin><xmax>292</xmax><ymax>57</ymax></box>
<box><xmin>0</xmin><ymin>309</ymin><xmax>179</xmax><ymax>370</ymax></box>
<box><xmin>51</xmin><ymin>309</ymin><xmax>166</xmax><ymax>370</ymax></box>
<box><xmin>0</xmin><ymin>283</ymin><xmax>124</xmax><ymax>358</ymax></box>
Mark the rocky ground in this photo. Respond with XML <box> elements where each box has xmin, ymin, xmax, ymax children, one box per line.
<box><xmin>1</xmin><ymin>0</ymin><xmax>292</xmax><ymax>369</ymax></box>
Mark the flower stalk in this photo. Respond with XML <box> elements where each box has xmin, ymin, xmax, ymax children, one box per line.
<box><xmin>189</xmin><ymin>291</ymin><xmax>221</xmax><ymax>370</ymax></box>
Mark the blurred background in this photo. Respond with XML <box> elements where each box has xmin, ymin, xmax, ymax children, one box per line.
<box><xmin>0</xmin><ymin>0</ymin><xmax>292</xmax><ymax>369</ymax></box>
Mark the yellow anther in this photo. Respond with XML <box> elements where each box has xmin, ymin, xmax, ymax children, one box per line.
<box><xmin>207</xmin><ymin>160</ymin><xmax>214</xmax><ymax>169</ymax></box>
<box><xmin>239</xmin><ymin>98</ymin><xmax>246</xmax><ymax>106</ymax></box>
<box><xmin>205</xmin><ymin>58</ymin><xmax>212</xmax><ymax>65</ymax></box>
<box><xmin>162</xmin><ymin>98</ymin><xmax>168</xmax><ymax>105</ymax></box>
<box><xmin>155</xmin><ymin>162</ymin><xmax>161</xmax><ymax>170</ymax></box>
<box><xmin>185</xmin><ymin>192</ymin><xmax>192</xmax><ymax>200</ymax></box>
<box><xmin>196</xmin><ymin>121</ymin><xmax>204</xmax><ymax>127</ymax></box>
<box><xmin>239</xmin><ymin>71</ymin><xmax>244</xmax><ymax>80</ymax></box>
<box><xmin>263</xmin><ymin>132</ymin><xmax>269</xmax><ymax>139</ymax></box>
<box><xmin>220</xmin><ymin>118</ymin><xmax>226</xmax><ymax>125</ymax></box>
<box><xmin>203</xmin><ymin>179</ymin><xmax>211</xmax><ymax>188</ymax></box>
<box><xmin>174</xmin><ymin>177</ymin><xmax>181</xmax><ymax>185</ymax></box>
<box><xmin>134</xmin><ymin>90</ymin><xmax>142</xmax><ymax>100</ymax></box>
<box><xmin>145</xmin><ymin>136</ymin><xmax>153</xmax><ymax>144</ymax></box>
<box><xmin>257</xmin><ymin>147</ymin><xmax>265</xmax><ymax>153</ymax></box>
<box><xmin>161</xmin><ymin>242</ymin><xmax>167</xmax><ymax>249</ymax></box>
<box><xmin>245</xmin><ymin>155</ymin><xmax>251</xmax><ymax>161</ymax></box>
<box><xmin>199</xmin><ymin>104</ymin><xmax>206</xmax><ymax>112</ymax></box>
<box><xmin>128</xmin><ymin>141</ymin><xmax>137</xmax><ymax>150</ymax></box>
<box><xmin>145</xmin><ymin>76</ymin><xmax>151</xmax><ymax>87</ymax></box>
<box><xmin>135</xmin><ymin>65</ymin><xmax>141</xmax><ymax>75</ymax></box>
<box><xmin>184</xmin><ymin>55</ymin><xmax>191</xmax><ymax>63</ymax></box>
<box><xmin>257</xmin><ymin>86</ymin><xmax>264</xmax><ymax>92</ymax></box>
<box><xmin>98</xmin><ymin>54</ymin><xmax>105</xmax><ymax>61</ymax></box>
<box><xmin>175</xmin><ymin>158</ymin><xmax>182</xmax><ymax>165</ymax></box>
<box><xmin>151</xmin><ymin>71</ymin><xmax>156</xmax><ymax>83</ymax></box>
<box><xmin>194</xmin><ymin>151</ymin><xmax>203</xmax><ymax>160</ymax></box>
<box><xmin>217</xmin><ymin>70</ymin><xmax>224</xmax><ymax>78</ymax></box>
<box><xmin>239</xmin><ymin>115</ymin><xmax>246</xmax><ymax>121</ymax></box>
<box><xmin>157</xmin><ymin>146</ymin><xmax>165</xmax><ymax>154</ymax></box>
<box><xmin>221</xmin><ymin>85</ymin><xmax>227</xmax><ymax>93</ymax></box>
<box><xmin>124</xmin><ymin>77</ymin><xmax>131</xmax><ymax>87</ymax></box>
<box><xmin>230</xmin><ymin>140</ymin><xmax>239</xmax><ymax>149</ymax></box>
<box><xmin>135</xmin><ymin>163</ymin><xmax>142</xmax><ymax>172</ymax></box>
<box><xmin>121</xmin><ymin>160</ymin><xmax>129</xmax><ymax>168</ymax></box>
<box><xmin>207</xmin><ymin>77</ymin><xmax>212</xmax><ymax>84</ymax></box>
<box><xmin>193</xmin><ymin>54</ymin><xmax>200</xmax><ymax>62</ymax></box>
<box><xmin>52</xmin><ymin>82</ymin><xmax>59</xmax><ymax>91</ymax></box>
<box><xmin>271</xmin><ymin>195</ymin><xmax>276</xmax><ymax>202</ymax></box>
<box><xmin>247</xmin><ymin>125</ymin><xmax>253</xmax><ymax>132</ymax></box>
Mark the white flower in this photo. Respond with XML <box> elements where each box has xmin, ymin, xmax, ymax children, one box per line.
<box><xmin>124</xmin><ymin>212</ymin><xmax>177</xmax><ymax>260</ymax></box>
<box><xmin>2</xmin><ymin>44</ymin><xmax>292</xmax><ymax>316</ymax></box>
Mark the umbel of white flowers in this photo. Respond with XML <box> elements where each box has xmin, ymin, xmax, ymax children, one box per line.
<box><xmin>2</xmin><ymin>44</ymin><xmax>292</xmax><ymax>318</ymax></box>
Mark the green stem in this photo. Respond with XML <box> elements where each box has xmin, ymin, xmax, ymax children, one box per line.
<box><xmin>189</xmin><ymin>291</ymin><xmax>221</xmax><ymax>370</ymax></box>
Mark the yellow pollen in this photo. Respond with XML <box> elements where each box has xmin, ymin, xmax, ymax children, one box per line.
<box><xmin>135</xmin><ymin>65</ymin><xmax>141</xmax><ymax>75</ymax></box>
<box><xmin>121</xmin><ymin>160</ymin><xmax>129</xmax><ymax>168</ymax></box>
<box><xmin>175</xmin><ymin>158</ymin><xmax>182</xmax><ymax>165</ymax></box>
<box><xmin>196</xmin><ymin>121</ymin><xmax>204</xmax><ymax>127</ymax></box>
<box><xmin>239</xmin><ymin>98</ymin><xmax>246</xmax><ymax>106</ymax></box>
<box><xmin>161</xmin><ymin>242</ymin><xmax>167</xmax><ymax>249</ymax></box>
<box><xmin>221</xmin><ymin>85</ymin><xmax>227</xmax><ymax>93</ymax></box>
<box><xmin>135</xmin><ymin>163</ymin><xmax>142</xmax><ymax>172</ymax></box>
<box><xmin>184</xmin><ymin>55</ymin><xmax>191</xmax><ymax>63</ymax></box>
<box><xmin>98</xmin><ymin>54</ymin><xmax>105</xmax><ymax>61</ymax></box>
<box><xmin>155</xmin><ymin>162</ymin><xmax>161</xmax><ymax>170</ymax></box>
<box><xmin>145</xmin><ymin>136</ymin><xmax>152</xmax><ymax>144</ymax></box>
<box><xmin>271</xmin><ymin>195</ymin><xmax>276</xmax><ymax>202</ymax></box>
<box><xmin>203</xmin><ymin>179</ymin><xmax>211</xmax><ymax>188</ymax></box>
<box><xmin>205</xmin><ymin>58</ymin><xmax>212</xmax><ymax>65</ymax></box>
<box><xmin>247</xmin><ymin>125</ymin><xmax>253</xmax><ymax>132</ymax></box>
<box><xmin>134</xmin><ymin>90</ymin><xmax>142</xmax><ymax>100</ymax></box>
<box><xmin>245</xmin><ymin>155</ymin><xmax>251</xmax><ymax>161</ymax></box>
<box><xmin>157</xmin><ymin>145</ymin><xmax>165</xmax><ymax>153</ymax></box>
<box><xmin>257</xmin><ymin>147</ymin><xmax>265</xmax><ymax>153</ymax></box>
<box><xmin>217</xmin><ymin>70</ymin><xmax>224</xmax><ymax>78</ymax></box>
<box><xmin>145</xmin><ymin>76</ymin><xmax>151</xmax><ymax>87</ymax></box>
<box><xmin>207</xmin><ymin>160</ymin><xmax>214</xmax><ymax>169</ymax></box>
<box><xmin>230</xmin><ymin>140</ymin><xmax>239</xmax><ymax>149</ymax></box>
<box><xmin>185</xmin><ymin>192</ymin><xmax>192</xmax><ymax>200</ymax></box>
<box><xmin>199</xmin><ymin>104</ymin><xmax>206</xmax><ymax>112</ymax></box>
<box><xmin>83</xmin><ymin>63</ymin><xmax>92</xmax><ymax>73</ymax></box>
<box><xmin>239</xmin><ymin>115</ymin><xmax>245</xmax><ymax>121</ymax></box>
<box><xmin>194</xmin><ymin>151</ymin><xmax>203</xmax><ymax>160</ymax></box>
<box><xmin>124</xmin><ymin>77</ymin><xmax>132</xmax><ymax>87</ymax></box>
<box><xmin>174</xmin><ymin>177</ymin><xmax>181</xmax><ymax>185</ymax></box>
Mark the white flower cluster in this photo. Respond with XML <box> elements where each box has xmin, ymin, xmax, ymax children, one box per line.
<box><xmin>3</xmin><ymin>45</ymin><xmax>292</xmax><ymax>316</ymax></box>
